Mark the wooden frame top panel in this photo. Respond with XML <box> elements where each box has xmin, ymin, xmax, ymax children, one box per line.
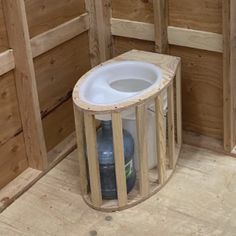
<box><xmin>73</xmin><ymin>50</ymin><xmax>180</xmax><ymax>113</ymax></box>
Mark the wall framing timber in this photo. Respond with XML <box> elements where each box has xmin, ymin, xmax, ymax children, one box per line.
<box><xmin>0</xmin><ymin>0</ymin><xmax>93</xmax><ymax>212</ymax></box>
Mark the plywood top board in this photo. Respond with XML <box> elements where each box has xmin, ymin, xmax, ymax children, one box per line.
<box><xmin>0</xmin><ymin>72</ymin><xmax>22</xmax><ymax>146</ymax></box>
<box><xmin>169</xmin><ymin>0</ymin><xmax>222</xmax><ymax>33</ymax></box>
<box><xmin>112</xmin><ymin>0</ymin><xmax>153</xmax><ymax>23</ymax></box>
<box><xmin>25</xmin><ymin>0</ymin><xmax>86</xmax><ymax>38</ymax></box>
<box><xmin>73</xmin><ymin>50</ymin><xmax>180</xmax><ymax>113</ymax></box>
<box><xmin>34</xmin><ymin>32</ymin><xmax>91</xmax><ymax>116</ymax></box>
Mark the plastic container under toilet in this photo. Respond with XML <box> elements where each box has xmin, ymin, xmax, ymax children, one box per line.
<box><xmin>122</xmin><ymin>95</ymin><xmax>167</xmax><ymax>171</ymax></box>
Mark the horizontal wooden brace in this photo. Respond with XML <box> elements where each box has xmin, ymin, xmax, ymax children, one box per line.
<box><xmin>111</xmin><ymin>18</ymin><xmax>223</xmax><ymax>53</ymax></box>
<box><xmin>0</xmin><ymin>49</ymin><xmax>15</xmax><ymax>75</ymax></box>
<box><xmin>31</xmin><ymin>13</ymin><xmax>90</xmax><ymax>58</ymax></box>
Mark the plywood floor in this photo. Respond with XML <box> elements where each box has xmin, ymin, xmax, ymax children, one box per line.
<box><xmin>1</xmin><ymin>145</ymin><xmax>236</xmax><ymax>236</ymax></box>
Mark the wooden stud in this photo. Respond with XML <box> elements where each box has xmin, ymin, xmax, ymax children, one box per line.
<box><xmin>175</xmin><ymin>64</ymin><xmax>182</xmax><ymax>146</ymax></box>
<box><xmin>136</xmin><ymin>104</ymin><xmax>149</xmax><ymax>196</ymax></box>
<box><xmin>3</xmin><ymin>0</ymin><xmax>48</xmax><ymax>170</ymax></box>
<box><xmin>85</xmin><ymin>0</ymin><xmax>112</xmax><ymax>66</ymax></box>
<box><xmin>153</xmin><ymin>0</ymin><xmax>168</xmax><ymax>53</ymax></box>
<box><xmin>155</xmin><ymin>94</ymin><xmax>167</xmax><ymax>184</ymax></box>
<box><xmin>31</xmin><ymin>13</ymin><xmax>90</xmax><ymax>58</ymax></box>
<box><xmin>85</xmin><ymin>0</ymin><xmax>100</xmax><ymax>67</ymax></box>
<box><xmin>110</xmin><ymin>19</ymin><xmax>223</xmax><ymax>53</ymax></box>
<box><xmin>167</xmin><ymin>83</ymin><xmax>175</xmax><ymax>169</ymax></box>
<box><xmin>95</xmin><ymin>0</ymin><xmax>112</xmax><ymax>62</ymax></box>
<box><xmin>112</xmin><ymin>112</ymin><xmax>127</xmax><ymax>207</ymax></box>
<box><xmin>223</xmin><ymin>0</ymin><xmax>236</xmax><ymax>152</ymax></box>
<box><xmin>84</xmin><ymin>113</ymin><xmax>102</xmax><ymax>207</ymax></box>
<box><xmin>0</xmin><ymin>49</ymin><xmax>15</xmax><ymax>76</ymax></box>
<box><xmin>74</xmin><ymin>106</ymin><xmax>88</xmax><ymax>195</ymax></box>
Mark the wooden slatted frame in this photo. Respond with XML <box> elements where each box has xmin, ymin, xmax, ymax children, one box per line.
<box><xmin>112</xmin><ymin>112</ymin><xmax>127</xmax><ymax>207</ymax></box>
<box><xmin>84</xmin><ymin>113</ymin><xmax>102</xmax><ymax>207</ymax></box>
<box><xmin>155</xmin><ymin>93</ymin><xmax>167</xmax><ymax>184</ymax></box>
<box><xmin>176</xmin><ymin>64</ymin><xmax>182</xmax><ymax>147</ymax></box>
<box><xmin>167</xmin><ymin>83</ymin><xmax>176</xmax><ymax>169</ymax></box>
<box><xmin>74</xmin><ymin>107</ymin><xmax>88</xmax><ymax>195</ymax></box>
<box><xmin>136</xmin><ymin>104</ymin><xmax>149</xmax><ymax>196</ymax></box>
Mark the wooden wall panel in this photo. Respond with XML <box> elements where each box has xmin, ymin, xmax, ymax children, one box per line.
<box><xmin>170</xmin><ymin>46</ymin><xmax>223</xmax><ymax>139</ymax></box>
<box><xmin>0</xmin><ymin>71</ymin><xmax>22</xmax><ymax>146</ymax></box>
<box><xmin>113</xmin><ymin>36</ymin><xmax>155</xmax><ymax>56</ymax></box>
<box><xmin>0</xmin><ymin>1</ymin><xmax>9</xmax><ymax>52</ymax></box>
<box><xmin>42</xmin><ymin>98</ymin><xmax>75</xmax><ymax>151</ymax></box>
<box><xmin>25</xmin><ymin>0</ymin><xmax>86</xmax><ymax>38</ymax></box>
<box><xmin>0</xmin><ymin>133</ymin><xmax>28</xmax><ymax>189</ymax></box>
<box><xmin>168</xmin><ymin>0</ymin><xmax>222</xmax><ymax>33</ymax></box>
<box><xmin>34</xmin><ymin>32</ymin><xmax>91</xmax><ymax>116</ymax></box>
<box><xmin>111</xmin><ymin>0</ymin><xmax>153</xmax><ymax>23</ymax></box>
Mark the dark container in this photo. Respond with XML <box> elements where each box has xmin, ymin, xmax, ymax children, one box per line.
<box><xmin>96</xmin><ymin>120</ymin><xmax>136</xmax><ymax>199</ymax></box>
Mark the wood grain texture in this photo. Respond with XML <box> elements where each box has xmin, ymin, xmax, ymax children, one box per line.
<box><xmin>169</xmin><ymin>0</ymin><xmax>222</xmax><ymax>33</ymax></box>
<box><xmin>42</xmin><ymin>99</ymin><xmax>75</xmax><ymax>152</ymax></box>
<box><xmin>170</xmin><ymin>45</ymin><xmax>223</xmax><ymax>140</ymax></box>
<box><xmin>222</xmin><ymin>0</ymin><xmax>236</xmax><ymax>151</ymax></box>
<box><xmin>136</xmin><ymin>104</ymin><xmax>149</xmax><ymax>196</ymax></box>
<box><xmin>153</xmin><ymin>0</ymin><xmax>168</xmax><ymax>53</ymax></box>
<box><xmin>0</xmin><ymin>133</ymin><xmax>28</xmax><ymax>189</ymax></box>
<box><xmin>0</xmin><ymin>1</ymin><xmax>9</xmax><ymax>53</ymax></box>
<box><xmin>155</xmin><ymin>94</ymin><xmax>167</xmax><ymax>184</ymax></box>
<box><xmin>85</xmin><ymin>0</ymin><xmax>100</xmax><ymax>67</ymax></box>
<box><xmin>111</xmin><ymin>18</ymin><xmax>155</xmax><ymax>41</ymax></box>
<box><xmin>25</xmin><ymin>0</ymin><xmax>86</xmax><ymax>38</ymax></box>
<box><xmin>84</xmin><ymin>113</ymin><xmax>102</xmax><ymax>207</ymax></box>
<box><xmin>34</xmin><ymin>32</ymin><xmax>91</xmax><ymax>116</ymax></box>
<box><xmin>2</xmin><ymin>146</ymin><xmax>236</xmax><ymax>234</ymax></box>
<box><xmin>167</xmin><ymin>83</ymin><xmax>175</xmax><ymax>169</ymax></box>
<box><xmin>74</xmin><ymin>107</ymin><xmax>88</xmax><ymax>195</ymax></box>
<box><xmin>112</xmin><ymin>0</ymin><xmax>153</xmax><ymax>23</ymax></box>
<box><xmin>3</xmin><ymin>0</ymin><xmax>47</xmax><ymax>170</ymax></box>
<box><xmin>113</xmin><ymin>37</ymin><xmax>155</xmax><ymax>56</ymax></box>
<box><xmin>112</xmin><ymin>112</ymin><xmax>127</xmax><ymax>207</ymax></box>
<box><xmin>31</xmin><ymin>13</ymin><xmax>89</xmax><ymax>58</ymax></box>
<box><xmin>95</xmin><ymin>0</ymin><xmax>112</xmax><ymax>62</ymax></box>
<box><xmin>0</xmin><ymin>50</ymin><xmax>15</xmax><ymax>75</ymax></box>
<box><xmin>0</xmin><ymin>72</ymin><xmax>22</xmax><ymax>146</ymax></box>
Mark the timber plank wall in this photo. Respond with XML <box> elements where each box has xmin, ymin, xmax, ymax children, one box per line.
<box><xmin>0</xmin><ymin>0</ymin><xmax>91</xmax><ymax>192</ymax></box>
<box><xmin>112</xmin><ymin>0</ymin><xmax>223</xmax><ymax>141</ymax></box>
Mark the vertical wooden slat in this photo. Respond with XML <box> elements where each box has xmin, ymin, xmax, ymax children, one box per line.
<box><xmin>2</xmin><ymin>0</ymin><xmax>47</xmax><ymax>170</ymax></box>
<box><xmin>84</xmin><ymin>113</ymin><xmax>102</xmax><ymax>207</ymax></box>
<box><xmin>153</xmin><ymin>0</ymin><xmax>169</xmax><ymax>53</ymax></box>
<box><xmin>167</xmin><ymin>83</ymin><xmax>175</xmax><ymax>169</ymax></box>
<box><xmin>136</xmin><ymin>104</ymin><xmax>149</xmax><ymax>196</ymax></box>
<box><xmin>95</xmin><ymin>0</ymin><xmax>112</xmax><ymax>62</ymax></box>
<box><xmin>85</xmin><ymin>0</ymin><xmax>100</xmax><ymax>67</ymax></box>
<box><xmin>176</xmin><ymin>64</ymin><xmax>182</xmax><ymax>146</ymax></box>
<box><xmin>155</xmin><ymin>94</ymin><xmax>167</xmax><ymax>184</ymax></box>
<box><xmin>112</xmin><ymin>113</ymin><xmax>127</xmax><ymax>207</ymax></box>
<box><xmin>223</xmin><ymin>0</ymin><xmax>236</xmax><ymax>152</ymax></box>
<box><xmin>74</xmin><ymin>106</ymin><xmax>88</xmax><ymax>195</ymax></box>
<box><xmin>85</xmin><ymin>0</ymin><xmax>112</xmax><ymax>66</ymax></box>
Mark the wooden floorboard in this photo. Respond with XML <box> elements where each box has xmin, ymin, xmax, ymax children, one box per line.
<box><xmin>1</xmin><ymin>145</ymin><xmax>236</xmax><ymax>235</ymax></box>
